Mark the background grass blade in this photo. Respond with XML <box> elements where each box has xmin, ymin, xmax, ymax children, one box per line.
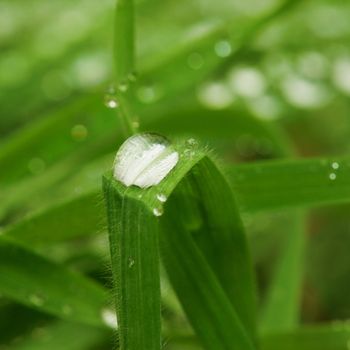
<box><xmin>230</xmin><ymin>156</ymin><xmax>350</xmax><ymax>212</ymax></box>
<box><xmin>0</xmin><ymin>237</ymin><xmax>108</xmax><ymax>327</ymax></box>
<box><xmin>260</xmin><ymin>210</ymin><xmax>306</xmax><ymax>333</ymax></box>
<box><xmin>261</xmin><ymin>323</ymin><xmax>350</xmax><ymax>350</ymax></box>
<box><xmin>10</xmin><ymin>322</ymin><xmax>110</xmax><ymax>350</ymax></box>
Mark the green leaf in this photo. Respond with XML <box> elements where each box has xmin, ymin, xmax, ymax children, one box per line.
<box><xmin>4</xmin><ymin>193</ymin><xmax>102</xmax><ymax>244</ymax></box>
<box><xmin>10</xmin><ymin>321</ymin><xmax>110</xmax><ymax>350</ymax></box>
<box><xmin>260</xmin><ymin>210</ymin><xmax>306</xmax><ymax>333</ymax></box>
<box><xmin>230</xmin><ymin>156</ymin><xmax>350</xmax><ymax>212</ymax></box>
<box><xmin>261</xmin><ymin>323</ymin><xmax>350</xmax><ymax>350</ymax></box>
<box><xmin>103</xmin><ymin>143</ymin><xmax>256</xmax><ymax>350</ymax></box>
<box><xmin>0</xmin><ymin>237</ymin><xmax>108</xmax><ymax>327</ymax></box>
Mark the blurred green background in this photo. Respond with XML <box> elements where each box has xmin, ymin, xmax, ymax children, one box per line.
<box><xmin>1</xmin><ymin>0</ymin><xmax>350</xmax><ymax>348</ymax></box>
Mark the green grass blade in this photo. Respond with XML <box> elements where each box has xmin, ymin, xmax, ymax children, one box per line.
<box><xmin>114</xmin><ymin>0</ymin><xmax>134</xmax><ymax>84</ymax></box>
<box><xmin>4</xmin><ymin>193</ymin><xmax>102</xmax><ymax>244</ymax></box>
<box><xmin>261</xmin><ymin>323</ymin><xmax>350</xmax><ymax>350</ymax></box>
<box><xmin>103</xmin><ymin>179</ymin><xmax>161</xmax><ymax>350</ymax></box>
<box><xmin>260</xmin><ymin>210</ymin><xmax>306</xmax><ymax>333</ymax></box>
<box><xmin>0</xmin><ymin>237</ymin><xmax>107</xmax><ymax>327</ymax></box>
<box><xmin>230</xmin><ymin>156</ymin><xmax>350</xmax><ymax>212</ymax></box>
<box><xmin>103</xmin><ymin>142</ymin><xmax>256</xmax><ymax>350</ymax></box>
<box><xmin>10</xmin><ymin>321</ymin><xmax>110</xmax><ymax>350</ymax></box>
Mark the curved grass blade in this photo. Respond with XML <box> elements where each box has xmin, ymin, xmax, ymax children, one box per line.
<box><xmin>103</xmin><ymin>143</ymin><xmax>256</xmax><ymax>350</ymax></box>
<box><xmin>0</xmin><ymin>237</ymin><xmax>108</xmax><ymax>327</ymax></box>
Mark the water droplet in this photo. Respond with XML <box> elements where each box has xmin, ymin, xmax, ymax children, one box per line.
<box><xmin>118</xmin><ymin>81</ymin><xmax>128</xmax><ymax>92</ymax></box>
<box><xmin>329</xmin><ymin>172</ymin><xmax>337</xmax><ymax>180</ymax></box>
<box><xmin>187</xmin><ymin>52</ymin><xmax>204</xmax><ymax>70</ymax></box>
<box><xmin>137</xmin><ymin>85</ymin><xmax>157</xmax><ymax>104</ymax></box>
<box><xmin>29</xmin><ymin>293</ymin><xmax>45</xmax><ymax>307</ymax></box>
<box><xmin>214</xmin><ymin>40</ymin><xmax>232</xmax><ymax>58</ymax></box>
<box><xmin>197</xmin><ymin>82</ymin><xmax>233</xmax><ymax>109</ymax></box>
<box><xmin>331</xmin><ymin>161</ymin><xmax>340</xmax><ymax>170</ymax></box>
<box><xmin>104</xmin><ymin>86</ymin><xmax>119</xmax><ymax>108</ymax></box>
<box><xmin>156</xmin><ymin>193</ymin><xmax>167</xmax><ymax>203</ymax></box>
<box><xmin>153</xmin><ymin>207</ymin><xmax>164</xmax><ymax>217</ymax></box>
<box><xmin>71</xmin><ymin>124</ymin><xmax>88</xmax><ymax>141</ymax></box>
<box><xmin>128</xmin><ymin>257</ymin><xmax>135</xmax><ymax>268</ymax></box>
<box><xmin>28</xmin><ymin>158</ymin><xmax>46</xmax><ymax>175</ymax></box>
<box><xmin>114</xmin><ymin>133</ymin><xmax>179</xmax><ymax>188</ymax></box>
<box><xmin>62</xmin><ymin>305</ymin><xmax>72</xmax><ymax>315</ymax></box>
<box><xmin>101</xmin><ymin>308</ymin><xmax>118</xmax><ymax>329</ymax></box>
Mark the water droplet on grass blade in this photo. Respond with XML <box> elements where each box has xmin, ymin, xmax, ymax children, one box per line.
<box><xmin>101</xmin><ymin>308</ymin><xmax>118</xmax><ymax>329</ymax></box>
<box><xmin>114</xmin><ymin>133</ymin><xmax>179</xmax><ymax>188</ymax></box>
<box><xmin>329</xmin><ymin>172</ymin><xmax>337</xmax><ymax>181</ymax></box>
<box><xmin>153</xmin><ymin>207</ymin><xmax>164</xmax><ymax>217</ymax></box>
<box><xmin>331</xmin><ymin>161</ymin><xmax>339</xmax><ymax>170</ymax></box>
<box><xmin>156</xmin><ymin>193</ymin><xmax>167</xmax><ymax>203</ymax></box>
<box><xmin>128</xmin><ymin>257</ymin><xmax>135</xmax><ymax>268</ymax></box>
<box><xmin>214</xmin><ymin>40</ymin><xmax>232</xmax><ymax>58</ymax></box>
<box><xmin>187</xmin><ymin>52</ymin><xmax>204</xmax><ymax>70</ymax></box>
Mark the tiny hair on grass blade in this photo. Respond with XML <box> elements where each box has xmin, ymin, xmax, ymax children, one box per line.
<box><xmin>103</xmin><ymin>138</ymin><xmax>257</xmax><ymax>350</ymax></box>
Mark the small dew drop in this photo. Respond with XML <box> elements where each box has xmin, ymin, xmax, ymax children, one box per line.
<box><xmin>331</xmin><ymin>161</ymin><xmax>340</xmax><ymax>170</ymax></box>
<box><xmin>153</xmin><ymin>207</ymin><xmax>164</xmax><ymax>217</ymax></box>
<box><xmin>214</xmin><ymin>40</ymin><xmax>232</xmax><ymax>58</ymax></box>
<box><xmin>71</xmin><ymin>124</ymin><xmax>88</xmax><ymax>141</ymax></box>
<box><xmin>104</xmin><ymin>86</ymin><xmax>119</xmax><ymax>108</ymax></box>
<box><xmin>28</xmin><ymin>158</ymin><xmax>46</xmax><ymax>175</ymax></box>
<box><xmin>118</xmin><ymin>81</ymin><xmax>128</xmax><ymax>92</ymax></box>
<box><xmin>187</xmin><ymin>52</ymin><xmax>204</xmax><ymax>70</ymax></box>
<box><xmin>137</xmin><ymin>85</ymin><xmax>157</xmax><ymax>104</ymax></box>
<box><xmin>128</xmin><ymin>257</ymin><xmax>135</xmax><ymax>268</ymax></box>
<box><xmin>156</xmin><ymin>193</ymin><xmax>167</xmax><ymax>203</ymax></box>
<box><xmin>29</xmin><ymin>293</ymin><xmax>45</xmax><ymax>307</ymax></box>
<box><xmin>329</xmin><ymin>172</ymin><xmax>337</xmax><ymax>181</ymax></box>
<box><xmin>101</xmin><ymin>308</ymin><xmax>118</xmax><ymax>329</ymax></box>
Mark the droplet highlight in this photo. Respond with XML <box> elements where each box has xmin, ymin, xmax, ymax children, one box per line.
<box><xmin>113</xmin><ymin>133</ymin><xmax>179</xmax><ymax>188</ymax></box>
<box><xmin>153</xmin><ymin>207</ymin><xmax>164</xmax><ymax>217</ymax></box>
<box><xmin>156</xmin><ymin>193</ymin><xmax>167</xmax><ymax>203</ymax></box>
<box><xmin>101</xmin><ymin>308</ymin><xmax>118</xmax><ymax>329</ymax></box>
<box><xmin>214</xmin><ymin>40</ymin><xmax>232</xmax><ymax>58</ymax></box>
<box><xmin>329</xmin><ymin>172</ymin><xmax>337</xmax><ymax>181</ymax></box>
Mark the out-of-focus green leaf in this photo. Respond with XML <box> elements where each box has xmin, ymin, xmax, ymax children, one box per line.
<box><xmin>0</xmin><ymin>237</ymin><xmax>108</xmax><ymax>327</ymax></box>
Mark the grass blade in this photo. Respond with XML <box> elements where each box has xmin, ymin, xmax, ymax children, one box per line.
<box><xmin>0</xmin><ymin>237</ymin><xmax>107</xmax><ymax>327</ymax></box>
<box><xmin>230</xmin><ymin>156</ymin><xmax>350</xmax><ymax>212</ymax></box>
<box><xmin>103</xmin><ymin>142</ymin><xmax>256</xmax><ymax>350</ymax></box>
<box><xmin>103</xmin><ymin>179</ymin><xmax>161</xmax><ymax>350</ymax></box>
<box><xmin>260</xmin><ymin>210</ymin><xmax>306</xmax><ymax>333</ymax></box>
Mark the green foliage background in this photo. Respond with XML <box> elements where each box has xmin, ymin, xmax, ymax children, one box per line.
<box><xmin>0</xmin><ymin>0</ymin><xmax>350</xmax><ymax>349</ymax></box>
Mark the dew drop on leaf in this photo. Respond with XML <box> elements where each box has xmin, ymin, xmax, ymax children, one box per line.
<box><xmin>128</xmin><ymin>257</ymin><xmax>135</xmax><ymax>268</ymax></box>
<box><xmin>101</xmin><ymin>308</ymin><xmax>118</xmax><ymax>329</ymax></box>
<box><xmin>214</xmin><ymin>40</ymin><xmax>232</xmax><ymax>58</ymax></box>
<box><xmin>153</xmin><ymin>207</ymin><xmax>164</xmax><ymax>217</ymax></box>
<box><xmin>113</xmin><ymin>133</ymin><xmax>179</xmax><ymax>188</ymax></box>
<box><xmin>156</xmin><ymin>193</ymin><xmax>167</xmax><ymax>203</ymax></box>
<box><xmin>329</xmin><ymin>172</ymin><xmax>337</xmax><ymax>181</ymax></box>
<box><xmin>331</xmin><ymin>161</ymin><xmax>340</xmax><ymax>170</ymax></box>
